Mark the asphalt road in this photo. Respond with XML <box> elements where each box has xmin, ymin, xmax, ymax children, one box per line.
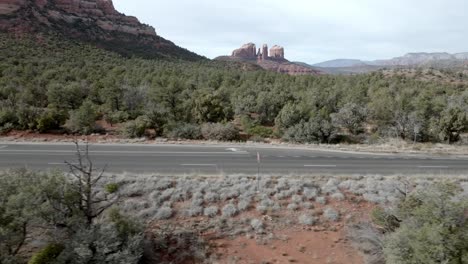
<box><xmin>0</xmin><ymin>143</ymin><xmax>467</xmax><ymax>175</ymax></box>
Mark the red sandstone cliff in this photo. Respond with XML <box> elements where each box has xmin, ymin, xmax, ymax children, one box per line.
<box><xmin>217</xmin><ymin>43</ymin><xmax>321</xmax><ymax>75</ymax></box>
<box><xmin>0</xmin><ymin>0</ymin><xmax>203</xmax><ymax>60</ymax></box>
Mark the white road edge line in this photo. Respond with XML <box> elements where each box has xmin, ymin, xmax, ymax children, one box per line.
<box><xmin>418</xmin><ymin>166</ymin><xmax>449</xmax><ymax>169</ymax></box>
<box><xmin>304</xmin><ymin>165</ymin><xmax>338</xmax><ymax>168</ymax></box>
<box><xmin>1</xmin><ymin>150</ymin><xmax>248</xmax><ymax>154</ymax></box>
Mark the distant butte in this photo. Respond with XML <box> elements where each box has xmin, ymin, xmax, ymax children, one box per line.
<box><xmin>217</xmin><ymin>43</ymin><xmax>321</xmax><ymax>76</ymax></box>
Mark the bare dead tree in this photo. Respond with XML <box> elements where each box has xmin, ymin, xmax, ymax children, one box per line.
<box><xmin>65</xmin><ymin>140</ymin><xmax>118</xmax><ymax>226</ymax></box>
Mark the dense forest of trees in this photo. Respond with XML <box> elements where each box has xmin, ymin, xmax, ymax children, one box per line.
<box><xmin>0</xmin><ymin>33</ymin><xmax>467</xmax><ymax>143</ymax></box>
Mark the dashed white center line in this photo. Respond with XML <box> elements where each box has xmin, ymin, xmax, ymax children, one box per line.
<box><xmin>181</xmin><ymin>164</ymin><xmax>217</xmax><ymax>167</ymax></box>
<box><xmin>0</xmin><ymin>146</ymin><xmax>7</xmax><ymax>149</ymax></box>
<box><xmin>418</xmin><ymin>166</ymin><xmax>449</xmax><ymax>169</ymax></box>
<box><xmin>304</xmin><ymin>165</ymin><xmax>338</xmax><ymax>168</ymax></box>
<box><xmin>48</xmin><ymin>162</ymin><xmax>79</xmax><ymax>165</ymax></box>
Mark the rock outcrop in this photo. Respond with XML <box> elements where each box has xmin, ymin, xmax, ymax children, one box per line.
<box><xmin>0</xmin><ymin>0</ymin><xmax>203</xmax><ymax>60</ymax></box>
<box><xmin>217</xmin><ymin>43</ymin><xmax>321</xmax><ymax>75</ymax></box>
<box><xmin>270</xmin><ymin>45</ymin><xmax>284</xmax><ymax>59</ymax></box>
<box><xmin>232</xmin><ymin>42</ymin><xmax>257</xmax><ymax>58</ymax></box>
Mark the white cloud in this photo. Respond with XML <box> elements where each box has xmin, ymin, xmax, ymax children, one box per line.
<box><xmin>113</xmin><ymin>0</ymin><xmax>468</xmax><ymax>63</ymax></box>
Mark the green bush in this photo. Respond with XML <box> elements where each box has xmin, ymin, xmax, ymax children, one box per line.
<box><xmin>382</xmin><ymin>183</ymin><xmax>468</xmax><ymax>263</ymax></box>
<box><xmin>37</xmin><ymin>109</ymin><xmax>66</xmax><ymax>132</ymax></box>
<box><xmin>282</xmin><ymin>118</ymin><xmax>337</xmax><ymax>144</ymax></box>
<box><xmin>28</xmin><ymin>244</ymin><xmax>64</xmax><ymax>264</ymax></box>
<box><xmin>0</xmin><ymin>123</ymin><xmax>14</xmax><ymax>135</ymax></box>
<box><xmin>201</xmin><ymin>123</ymin><xmax>240</xmax><ymax>141</ymax></box>
<box><xmin>120</xmin><ymin>116</ymin><xmax>149</xmax><ymax>138</ymax></box>
<box><xmin>247</xmin><ymin>125</ymin><xmax>273</xmax><ymax>138</ymax></box>
<box><xmin>64</xmin><ymin>100</ymin><xmax>98</xmax><ymax>135</ymax></box>
<box><xmin>105</xmin><ymin>183</ymin><xmax>119</xmax><ymax>194</ymax></box>
<box><xmin>104</xmin><ymin>111</ymin><xmax>129</xmax><ymax>126</ymax></box>
<box><xmin>0</xmin><ymin>107</ymin><xmax>17</xmax><ymax>127</ymax></box>
<box><xmin>165</xmin><ymin>122</ymin><xmax>202</xmax><ymax>139</ymax></box>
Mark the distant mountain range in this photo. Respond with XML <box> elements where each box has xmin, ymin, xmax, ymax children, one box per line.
<box><xmin>313</xmin><ymin>52</ymin><xmax>468</xmax><ymax>74</ymax></box>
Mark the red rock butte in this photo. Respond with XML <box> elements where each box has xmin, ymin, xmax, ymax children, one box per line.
<box><xmin>221</xmin><ymin>43</ymin><xmax>321</xmax><ymax>75</ymax></box>
<box><xmin>232</xmin><ymin>43</ymin><xmax>286</xmax><ymax>61</ymax></box>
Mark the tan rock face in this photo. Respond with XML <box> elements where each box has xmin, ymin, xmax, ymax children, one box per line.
<box><xmin>270</xmin><ymin>45</ymin><xmax>284</xmax><ymax>59</ymax></box>
<box><xmin>232</xmin><ymin>43</ymin><xmax>257</xmax><ymax>58</ymax></box>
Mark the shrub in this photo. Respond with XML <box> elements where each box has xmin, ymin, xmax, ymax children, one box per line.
<box><xmin>256</xmin><ymin>205</ymin><xmax>268</xmax><ymax>214</ymax></box>
<box><xmin>204</xmin><ymin>192</ymin><xmax>219</xmax><ymax>203</ymax></box>
<box><xmin>302</xmin><ymin>202</ymin><xmax>314</xmax><ymax>209</ymax></box>
<box><xmin>238</xmin><ymin>199</ymin><xmax>251</xmax><ymax>212</ymax></box>
<box><xmin>186</xmin><ymin>205</ymin><xmax>204</xmax><ymax>217</ymax></box>
<box><xmin>105</xmin><ymin>183</ymin><xmax>119</xmax><ymax>194</ymax></box>
<box><xmin>287</xmin><ymin>203</ymin><xmax>299</xmax><ymax>211</ymax></box>
<box><xmin>221</xmin><ymin>203</ymin><xmax>238</xmax><ymax>217</ymax></box>
<box><xmin>303</xmin><ymin>187</ymin><xmax>318</xmax><ymax>200</ymax></box>
<box><xmin>191</xmin><ymin>198</ymin><xmax>204</xmax><ymax>207</ymax></box>
<box><xmin>275</xmin><ymin>103</ymin><xmax>307</xmax><ymax>131</ymax></box>
<box><xmin>104</xmin><ymin>110</ymin><xmax>129</xmax><ymax>125</ymax></box>
<box><xmin>120</xmin><ymin>116</ymin><xmax>149</xmax><ymax>138</ymax></box>
<box><xmin>250</xmin><ymin>219</ymin><xmax>264</xmax><ymax>233</ymax></box>
<box><xmin>155</xmin><ymin>207</ymin><xmax>173</xmax><ymax>220</ymax></box>
<box><xmin>383</xmin><ymin>183</ymin><xmax>468</xmax><ymax>264</ymax></box>
<box><xmin>247</xmin><ymin>125</ymin><xmax>273</xmax><ymax>138</ymax></box>
<box><xmin>282</xmin><ymin>117</ymin><xmax>338</xmax><ymax>144</ymax></box>
<box><xmin>37</xmin><ymin>108</ymin><xmax>65</xmax><ymax>132</ymax></box>
<box><xmin>298</xmin><ymin>214</ymin><xmax>317</xmax><ymax>226</ymax></box>
<box><xmin>316</xmin><ymin>196</ymin><xmax>327</xmax><ymax>205</ymax></box>
<box><xmin>291</xmin><ymin>194</ymin><xmax>303</xmax><ymax>203</ymax></box>
<box><xmin>324</xmin><ymin>207</ymin><xmax>340</xmax><ymax>222</ymax></box>
<box><xmin>28</xmin><ymin>244</ymin><xmax>64</xmax><ymax>264</ymax></box>
<box><xmin>204</xmin><ymin>206</ymin><xmax>218</xmax><ymax>218</ymax></box>
<box><xmin>0</xmin><ymin>122</ymin><xmax>14</xmax><ymax>135</ymax></box>
<box><xmin>330</xmin><ymin>192</ymin><xmax>345</xmax><ymax>201</ymax></box>
<box><xmin>201</xmin><ymin>123</ymin><xmax>240</xmax><ymax>141</ymax></box>
<box><xmin>139</xmin><ymin>207</ymin><xmax>159</xmax><ymax>220</ymax></box>
<box><xmin>165</xmin><ymin>122</ymin><xmax>202</xmax><ymax>139</ymax></box>
<box><xmin>64</xmin><ymin>100</ymin><xmax>98</xmax><ymax>134</ymax></box>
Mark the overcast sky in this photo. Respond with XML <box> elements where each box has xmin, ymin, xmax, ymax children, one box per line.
<box><xmin>113</xmin><ymin>0</ymin><xmax>468</xmax><ymax>64</ymax></box>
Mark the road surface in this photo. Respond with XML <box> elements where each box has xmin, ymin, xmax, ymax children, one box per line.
<box><xmin>0</xmin><ymin>143</ymin><xmax>467</xmax><ymax>175</ymax></box>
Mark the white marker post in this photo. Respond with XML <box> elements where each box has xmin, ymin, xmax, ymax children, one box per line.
<box><xmin>256</xmin><ymin>152</ymin><xmax>261</xmax><ymax>191</ymax></box>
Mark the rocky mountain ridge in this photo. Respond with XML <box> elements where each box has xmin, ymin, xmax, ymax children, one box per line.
<box><xmin>0</xmin><ymin>0</ymin><xmax>203</xmax><ymax>60</ymax></box>
<box><xmin>217</xmin><ymin>43</ymin><xmax>321</xmax><ymax>75</ymax></box>
<box><xmin>315</xmin><ymin>52</ymin><xmax>468</xmax><ymax>68</ymax></box>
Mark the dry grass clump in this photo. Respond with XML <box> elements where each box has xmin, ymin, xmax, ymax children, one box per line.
<box><xmin>298</xmin><ymin>214</ymin><xmax>317</xmax><ymax>226</ymax></box>
<box><xmin>204</xmin><ymin>206</ymin><xmax>219</xmax><ymax>218</ymax></box>
<box><xmin>287</xmin><ymin>203</ymin><xmax>299</xmax><ymax>211</ymax></box>
<box><xmin>303</xmin><ymin>187</ymin><xmax>319</xmax><ymax>200</ymax></box>
<box><xmin>331</xmin><ymin>192</ymin><xmax>345</xmax><ymax>201</ymax></box>
<box><xmin>301</xmin><ymin>202</ymin><xmax>314</xmax><ymax>209</ymax></box>
<box><xmin>324</xmin><ymin>207</ymin><xmax>340</xmax><ymax>222</ymax></box>
<box><xmin>237</xmin><ymin>198</ymin><xmax>251</xmax><ymax>212</ymax></box>
<box><xmin>222</xmin><ymin>203</ymin><xmax>238</xmax><ymax>217</ymax></box>
<box><xmin>185</xmin><ymin>205</ymin><xmax>204</xmax><ymax>217</ymax></box>
<box><xmin>316</xmin><ymin>196</ymin><xmax>327</xmax><ymax>205</ymax></box>
<box><xmin>250</xmin><ymin>219</ymin><xmax>264</xmax><ymax>233</ymax></box>
<box><xmin>155</xmin><ymin>207</ymin><xmax>173</xmax><ymax>220</ymax></box>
